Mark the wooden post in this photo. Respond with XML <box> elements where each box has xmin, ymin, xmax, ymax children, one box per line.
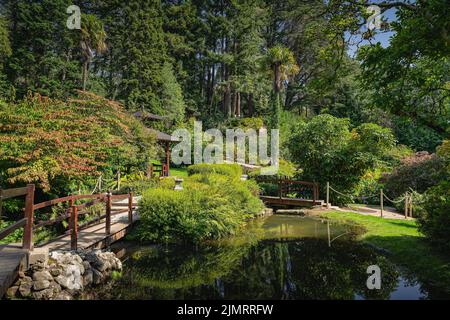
<box><xmin>117</xmin><ymin>170</ymin><xmax>121</xmax><ymax>191</ymax></box>
<box><xmin>313</xmin><ymin>183</ymin><xmax>317</xmax><ymax>205</ymax></box>
<box><xmin>0</xmin><ymin>189</ymin><xmax>3</xmax><ymax>221</ymax></box>
<box><xmin>278</xmin><ymin>178</ymin><xmax>282</xmax><ymax>199</ymax></box>
<box><xmin>404</xmin><ymin>192</ymin><xmax>408</xmax><ymax>219</ymax></box>
<box><xmin>23</xmin><ymin>184</ymin><xmax>35</xmax><ymax>251</ymax></box>
<box><xmin>380</xmin><ymin>189</ymin><xmax>384</xmax><ymax>218</ymax></box>
<box><xmin>326</xmin><ymin>182</ymin><xmax>330</xmax><ymax>209</ymax></box>
<box><xmin>409</xmin><ymin>193</ymin><xmax>413</xmax><ymax>218</ymax></box>
<box><xmin>327</xmin><ymin>221</ymin><xmax>331</xmax><ymax>248</ymax></box>
<box><xmin>70</xmin><ymin>205</ymin><xmax>78</xmax><ymax>251</ymax></box>
<box><xmin>165</xmin><ymin>141</ymin><xmax>170</xmax><ymax>177</ymax></box>
<box><xmin>128</xmin><ymin>192</ymin><xmax>133</xmax><ymax>224</ymax></box>
<box><xmin>106</xmin><ymin>192</ymin><xmax>111</xmax><ymax>235</ymax></box>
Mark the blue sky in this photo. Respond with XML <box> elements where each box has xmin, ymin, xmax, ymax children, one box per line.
<box><xmin>347</xmin><ymin>6</ymin><xmax>398</xmax><ymax>57</ymax></box>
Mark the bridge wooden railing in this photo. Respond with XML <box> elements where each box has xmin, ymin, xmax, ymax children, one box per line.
<box><xmin>253</xmin><ymin>177</ymin><xmax>319</xmax><ymax>203</ymax></box>
<box><xmin>0</xmin><ymin>184</ymin><xmax>137</xmax><ymax>251</ymax></box>
<box><xmin>0</xmin><ymin>185</ymin><xmax>35</xmax><ymax>250</ymax></box>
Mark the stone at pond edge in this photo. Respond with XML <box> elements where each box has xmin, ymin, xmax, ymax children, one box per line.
<box><xmin>33</xmin><ymin>270</ymin><xmax>53</xmax><ymax>282</ymax></box>
<box><xmin>18</xmin><ymin>277</ymin><xmax>33</xmax><ymax>297</ymax></box>
<box><xmin>32</xmin><ymin>281</ymin><xmax>62</xmax><ymax>300</ymax></box>
<box><xmin>6</xmin><ymin>286</ymin><xmax>19</xmax><ymax>299</ymax></box>
<box><xmin>33</xmin><ymin>279</ymin><xmax>50</xmax><ymax>291</ymax></box>
<box><xmin>7</xmin><ymin>249</ymin><xmax>122</xmax><ymax>300</ymax></box>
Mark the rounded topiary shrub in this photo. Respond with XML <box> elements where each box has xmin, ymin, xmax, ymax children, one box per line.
<box><xmin>136</xmin><ymin>171</ymin><xmax>264</xmax><ymax>243</ymax></box>
<box><xmin>187</xmin><ymin>163</ymin><xmax>243</xmax><ymax>178</ymax></box>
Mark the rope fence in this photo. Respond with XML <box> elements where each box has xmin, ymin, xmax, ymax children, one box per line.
<box><xmin>326</xmin><ymin>182</ymin><xmax>415</xmax><ymax>219</ymax></box>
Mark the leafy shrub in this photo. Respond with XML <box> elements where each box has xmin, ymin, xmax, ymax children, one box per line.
<box><xmin>393</xmin><ymin>117</ymin><xmax>444</xmax><ymax>152</ymax></box>
<box><xmin>136</xmin><ymin>170</ymin><xmax>263</xmax><ymax>243</ymax></box>
<box><xmin>118</xmin><ymin>172</ymin><xmax>159</xmax><ymax>195</ymax></box>
<box><xmin>390</xmin><ymin>190</ymin><xmax>424</xmax><ymax>214</ymax></box>
<box><xmin>0</xmin><ymin>220</ymin><xmax>23</xmax><ymax>244</ymax></box>
<box><xmin>416</xmin><ymin>181</ymin><xmax>450</xmax><ymax>251</ymax></box>
<box><xmin>382</xmin><ymin>152</ymin><xmax>445</xmax><ymax>198</ymax></box>
<box><xmin>288</xmin><ymin>115</ymin><xmax>396</xmax><ymax>205</ymax></box>
<box><xmin>354</xmin><ymin>170</ymin><xmax>383</xmax><ymax>205</ymax></box>
<box><xmin>0</xmin><ymin>92</ymin><xmax>157</xmax><ymax>195</ymax></box>
<box><xmin>248</xmin><ymin>159</ymin><xmax>297</xmax><ymax>179</ymax></box>
<box><xmin>187</xmin><ymin>163</ymin><xmax>242</xmax><ymax>178</ymax></box>
<box><xmin>414</xmin><ymin>140</ymin><xmax>450</xmax><ymax>250</ymax></box>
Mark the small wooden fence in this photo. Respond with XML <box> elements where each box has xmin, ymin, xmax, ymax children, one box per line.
<box><xmin>253</xmin><ymin>177</ymin><xmax>320</xmax><ymax>204</ymax></box>
<box><xmin>0</xmin><ymin>184</ymin><xmax>137</xmax><ymax>251</ymax></box>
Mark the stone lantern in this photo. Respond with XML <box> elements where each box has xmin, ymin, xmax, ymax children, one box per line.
<box><xmin>174</xmin><ymin>178</ymin><xmax>184</xmax><ymax>191</ymax></box>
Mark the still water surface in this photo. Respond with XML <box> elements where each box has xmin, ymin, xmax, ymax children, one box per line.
<box><xmin>87</xmin><ymin>215</ymin><xmax>437</xmax><ymax>300</ymax></box>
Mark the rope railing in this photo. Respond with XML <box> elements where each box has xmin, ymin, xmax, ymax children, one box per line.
<box><xmin>326</xmin><ymin>182</ymin><xmax>414</xmax><ymax>219</ymax></box>
<box><xmin>328</xmin><ymin>185</ymin><xmax>378</xmax><ymax>200</ymax></box>
<box><xmin>383</xmin><ymin>193</ymin><xmax>406</xmax><ymax>204</ymax></box>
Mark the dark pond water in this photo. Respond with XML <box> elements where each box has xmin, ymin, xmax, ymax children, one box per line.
<box><xmin>85</xmin><ymin>215</ymin><xmax>435</xmax><ymax>300</ymax></box>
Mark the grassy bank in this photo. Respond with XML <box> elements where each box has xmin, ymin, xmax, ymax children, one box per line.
<box><xmin>315</xmin><ymin>211</ymin><xmax>450</xmax><ymax>296</ymax></box>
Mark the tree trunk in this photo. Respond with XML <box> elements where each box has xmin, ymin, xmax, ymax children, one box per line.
<box><xmin>274</xmin><ymin>64</ymin><xmax>281</xmax><ymax>92</ymax></box>
<box><xmin>206</xmin><ymin>64</ymin><xmax>212</xmax><ymax>111</ymax></box>
<box><xmin>248</xmin><ymin>93</ymin><xmax>254</xmax><ymax>117</ymax></box>
<box><xmin>235</xmin><ymin>92</ymin><xmax>241</xmax><ymax>117</ymax></box>
<box><xmin>232</xmin><ymin>91</ymin><xmax>237</xmax><ymax>117</ymax></box>
<box><xmin>82</xmin><ymin>60</ymin><xmax>89</xmax><ymax>91</ymax></box>
<box><xmin>223</xmin><ymin>66</ymin><xmax>231</xmax><ymax>117</ymax></box>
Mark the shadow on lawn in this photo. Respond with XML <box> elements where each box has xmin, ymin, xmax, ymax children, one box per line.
<box><xmin>383</xmin><ymin>220</ymin><xmax>419</xmax><ymax>230</ymax></box>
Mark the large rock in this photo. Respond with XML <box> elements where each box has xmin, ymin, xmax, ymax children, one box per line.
<box><xmin>33</xmin><ymin>280</ymin><xmax>50</xmax><ymax>291</ymax></box>
<box><xmin>32</xmin><ymin>288</ymin><xmax>54</xmax><ymax>300</ymax></box>
<box><xmin>33</xmin><ymin>281</ymin><xmax>62</xmax><ymax>300</ymax></box>
<box><xmin>55</xmin><ymin>275</ymin><xmax>72</xmax><ymax>289</ymax></box>
<box><xmin>18</xmin><ymin>277</ymin><xmax>33</xmax><ymax>297</ymax></box>
<box><xmin>55</xmin><ymin>264</ymin><xmax>83</xmax><ymax>291</ymax></box>
<box><xmin>33</xmin><ymin>271</ymin><xmax>53</xmax><ymax>282</ymax></box>
<box><xmin>8</xmin><ymin>248</ymin><xmax>122</xmax><ymax>300</ymax></box>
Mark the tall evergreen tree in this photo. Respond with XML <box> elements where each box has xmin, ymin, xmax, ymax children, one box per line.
<box><xmin>5</xmin><ymin>0</ymin><xmax>80</xmax><ymax>98</ymax></box>
<box><xmin>114</xmin><ymin>0</ymin><xmax>170</xmax><ymax>113</ymax></box>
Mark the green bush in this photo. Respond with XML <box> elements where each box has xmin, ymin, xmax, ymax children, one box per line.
<box><xmin>416</xmin><ymin>181</ymin><xmax>450</xmax><ymax>251</ymax></box>
<box><xmin>288</xmin><ymin>115</ymin><xmax>396</xmax><ymax>205</ymax></box>
<box><xmin>187</xmin><ymin>163</ymin><xmax>242</xmax><ymax>178</ymax></box>
<box><xmin>414</xmin><ymin>141</ymin><xmax>450</xmax><ymax>250</ymax></box>
<box><xmin>136</xmin><ymin>170</ymin><xmax>264</xmax><ymax>243</ymax></box>
<box><xmin>248</xmin><ymin>159</ymin><xmax>297</xmax><ymax>179</ymax></box>
<box><xmin>382</xmin><ymin>152</ymin><xmax>445</xmax><ymax>198</ymax></box>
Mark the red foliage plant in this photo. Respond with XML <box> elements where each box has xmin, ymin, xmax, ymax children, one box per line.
<box><xmin>0</xmin><ymin>91</ymin><xmax>157</xmax><ymax>193</ymax></box>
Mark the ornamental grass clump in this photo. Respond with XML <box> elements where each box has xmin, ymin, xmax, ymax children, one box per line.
<box><xmin>136</xmin><ymin>166</ymin><xmax>264</xmax><ymax>243</ymax></box>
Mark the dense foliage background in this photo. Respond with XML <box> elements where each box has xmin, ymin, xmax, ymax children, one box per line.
<box><xmin>0</xmin><ymin>0</ymin><xmax>448</xmax><ymax>248</ymax></box>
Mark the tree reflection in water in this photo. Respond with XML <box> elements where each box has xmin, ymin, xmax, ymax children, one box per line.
<box><xmin>89</xmin><ymin>216</ymin><xmax>426</xmax><ymax>300</ymax></box>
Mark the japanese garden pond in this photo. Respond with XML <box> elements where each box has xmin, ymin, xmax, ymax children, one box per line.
<box><xmin>83</xmin><ymin>215</ymin><xmax>438</xmax><ymax>300</ymax></box>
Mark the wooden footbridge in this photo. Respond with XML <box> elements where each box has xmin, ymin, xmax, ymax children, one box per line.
<box><xmin>0</xmin><ymin>185</ymin><xmax>139</xmax><ymax>298</ymax></box>
<box><xmin>254</xmin><ymin>177</ymin><xmax>324</xmax><ymax>208</ymax></box>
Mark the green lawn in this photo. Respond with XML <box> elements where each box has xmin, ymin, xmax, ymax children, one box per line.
<box><xmin>170</xmin><ymin>167</ymin><xmax>189</xmax><ymax>178</ymax></box>
<box><xmin>316</xmin><ymin>211</ymin><xmax>450</xmax><ymax>296</ymax></box>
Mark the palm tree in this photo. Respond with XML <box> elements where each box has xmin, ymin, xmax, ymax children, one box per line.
<box><xmin>263</xmin><ymin>46</ymin><xmax>300</xmax><ymax>128</ymax></box>
<box><xmin>80</xmin><ymin>14</ymin><xmax>107</xmax><ymax>91</ymax></box>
